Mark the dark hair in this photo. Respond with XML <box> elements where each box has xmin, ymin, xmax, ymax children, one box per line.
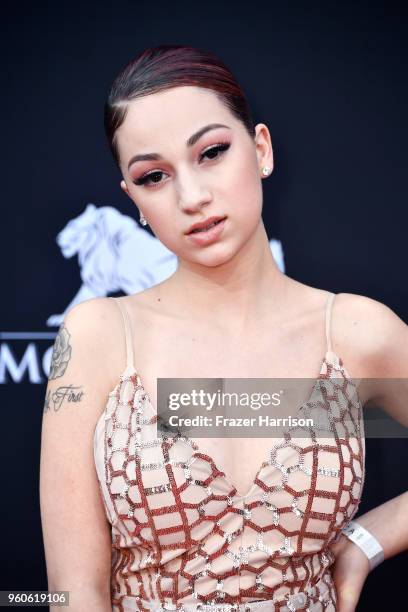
<box><xmin>104</xmin><ymin>44</ymin><xmax>256</xmax><ymax>169</ymax></box>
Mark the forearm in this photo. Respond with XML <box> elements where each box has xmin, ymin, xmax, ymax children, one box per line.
<box><xmin>352</xmin><ymin>490</ymin><xmax>408</xmax><ymax>561</ymax></box>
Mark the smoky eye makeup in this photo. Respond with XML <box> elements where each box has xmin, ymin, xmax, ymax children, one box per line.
<box><xmin>131</xmin><ymin>140</ymin><xmax>231</xmax><ymax>188</ymax></box>
<box><xmin>133</xmin><ymin>170</ymin><xmax>164</xmax><ymax>187</ymax></box>
<box><xmin>201</xmin><ymin>141</ymin><xmax>231</xmax><ymax>160</ymax></box>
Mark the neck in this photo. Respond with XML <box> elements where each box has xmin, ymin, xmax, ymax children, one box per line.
<box><xmin>161</xmin><ymin>222</ymin><xmax>289</xmax><ymax>332</ymax></box>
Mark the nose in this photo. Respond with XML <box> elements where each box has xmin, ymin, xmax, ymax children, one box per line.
<box><xmin>176</xmin><ymin>167</ymin><xmax>212</xmax><ymax>213</ymax></box>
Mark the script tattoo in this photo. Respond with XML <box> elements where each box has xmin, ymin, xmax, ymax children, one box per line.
<box><xmin>43</xmin><ymin>384</ymin><xmax>85</xmax><ymax>413</ymax></box>
<box><xmin>49</xmin><ymin>323</ymin><xmax>72</xmax><ymax>380</ymax></box>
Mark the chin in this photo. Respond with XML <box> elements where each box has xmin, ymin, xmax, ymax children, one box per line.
<box><xmin>191</xmin><ymin>244</ymin><xmax>242</xmax><ymax>268</ymax></box>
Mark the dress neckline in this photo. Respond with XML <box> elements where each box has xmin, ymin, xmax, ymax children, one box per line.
<box><xmin>106</xmin><ymin>349</ymin><xmax>348</xmax><ymax>408</ymax></box>
<box><xmin>96</xmin><ymin>349</ymin><xmax>362</xmax><ymax>501</ymax></box>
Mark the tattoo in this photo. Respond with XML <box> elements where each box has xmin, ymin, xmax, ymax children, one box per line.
<box><xmin>49</xmin><ymin>323</ymin><xmax>72</xmax><ymax>380</ymax></box>
<box><xmin>43</xmin><ymin>385</ymin><xmax>85</xmax><ymax>413</ymax></box>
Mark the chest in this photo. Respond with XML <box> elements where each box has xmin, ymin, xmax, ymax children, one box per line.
<box><xmin>101</xmin><ymin>365</ymin><xmax>365</xmax><ymax>554</ymax></box>
<box><xmin>129</xmin><ymin>330</ymin><xmax>329</xmax><ymax>500</ymax></box>
<box><xmin>138</xmin><ymin>324</ymin><xmax>324</xmax><ymax>401</ymax></box>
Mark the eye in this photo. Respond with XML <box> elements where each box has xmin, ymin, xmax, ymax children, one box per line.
<box><xmin>133</xmin><ymin>170</ymin><xmax>166</xmax><ymax>188</ymax></box>
<box><xmin>132</xmin><ymin>141</ymin><xmax>231</xmax><ymax>188</ymax></box>
<box><xmin>199</xmin><ymin>141</ymin><xmax>230</xmax><ymax>162</ymax></box>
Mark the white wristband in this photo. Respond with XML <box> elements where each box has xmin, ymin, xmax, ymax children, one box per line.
<box><xmin>341</xmin><ymin>520</ymin><xmax>384</xmax><ymax>571</ymax></box>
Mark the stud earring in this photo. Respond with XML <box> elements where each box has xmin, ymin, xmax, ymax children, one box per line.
<box><xmin>262</xmin><ymin>166</ymin><xmax>272</xmax><ymax>176</ymax></box>
<box><xmin>139</xmin><ymin>214</ymin><xmax>148</xmax><ymax>226</ymax></box>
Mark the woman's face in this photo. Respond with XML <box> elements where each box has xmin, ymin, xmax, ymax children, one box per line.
<box><xmin>116</xmin><ymin>85</ymin><xmax>273</xmax><ymax>267</ymax></box>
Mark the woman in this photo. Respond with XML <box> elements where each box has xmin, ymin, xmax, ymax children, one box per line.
<box><xmin>40</xmin><ymin>44</ymin><xmax>408</xmax><ymax>611</ymax></box>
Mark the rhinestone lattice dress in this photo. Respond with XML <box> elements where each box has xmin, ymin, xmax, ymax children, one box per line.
<box><xmin>93</xmin><ymin>293</ymin><xmax>366</xmax><ymax>612</ymax></box>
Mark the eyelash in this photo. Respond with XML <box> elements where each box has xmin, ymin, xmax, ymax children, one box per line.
<box><xmin>132</xmin><ymin>141</ymin><xmax>231</xmax><ymax>188</ymax></box>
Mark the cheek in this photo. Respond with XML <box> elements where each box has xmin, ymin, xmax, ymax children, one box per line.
<box><xmin>147</xmin><ymin>210</ymin><xmax>182</xmax><ymax>253</ymax></box>
<box><xmin>223</xmin><ymin>153</ymin><xmax>263</xmax><ymax>218</ymax></box>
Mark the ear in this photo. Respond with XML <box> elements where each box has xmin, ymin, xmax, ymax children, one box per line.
<box><xmin>254</xmin><ymin>123</ymin><xmax>274</xmax><ymax>175</ymax></box>
<box><xmin>120</xmin><ymin>179</ymin><xmax>131</xmax><ymax>199</ymax></box>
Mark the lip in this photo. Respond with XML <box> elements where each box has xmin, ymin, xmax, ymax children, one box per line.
<box><xmin>185</xmin><ymin>215</ymin><xmax>227</xmax><ymax>235</ymax></box>
<box><xmin>185</xmin><ymin>217</ymin><xmax>227</xmax><ymax>246</ymax></box>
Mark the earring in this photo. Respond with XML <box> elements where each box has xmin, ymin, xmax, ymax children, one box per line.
<box><xmin>139</xmin><ymin>213</ymin><xmax>148</xmax><ymax>226</ymax></box>
<box><xmin>262</xmin><ymin>166</ymin><xmax>272</xmax><ymax>176</ymax></box>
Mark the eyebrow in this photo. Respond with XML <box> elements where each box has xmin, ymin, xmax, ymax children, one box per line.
<box><xmin>127</xmin><ymin>123</ymin><xmax>231</xmax><ymax>170</ymax></box>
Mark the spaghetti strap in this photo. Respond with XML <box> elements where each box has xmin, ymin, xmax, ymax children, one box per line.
<box><xmin>111</xmin><ymin>297</ymin><xmax>135</xmax><ymax>369</ymax></box>
<box><xmin>325</xmin><ymin>292</ymin><xmax>336</xmax><ymax>354</ymax></box>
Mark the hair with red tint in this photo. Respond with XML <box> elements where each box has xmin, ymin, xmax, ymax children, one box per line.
<box><xmin>104</xmin><ymin>44</ymin><xmax>257</xmax><ymax>169</ymax></box>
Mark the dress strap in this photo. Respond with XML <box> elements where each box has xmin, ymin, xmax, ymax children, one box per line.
<box><xmin>325</xmin><ymin>292</ymin><xmax>336</xmax><ymax>354</ymax></box>
<box><xmin>111</xmin><ymin>297</ymin><xmax>135</xmax><ymax>369</ymax></box>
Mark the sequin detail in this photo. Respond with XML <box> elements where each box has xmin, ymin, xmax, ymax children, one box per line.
<box><xmin>93</xmin><ymin>349</ymin><xmax>365</xmax><ymax>611</ymax></box>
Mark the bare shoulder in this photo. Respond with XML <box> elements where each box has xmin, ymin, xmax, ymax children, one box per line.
<box><xmin>64</xmin><ymin>294</ymin><xmax>120</xmax><ymax>322</ymax></box>
<box><xmin>48</xmin><ymin>296</ymin><xmax>128</xmax><ymax>409</ymax></box>
<box><xmin>331</xmin><ymin>292</ymin><xmax>408</xmax><ymax>419</ymax></box>
<box><xmin>63</xmin><ymin>295</ymin><xmax>124</xmax><ymax>356</ymax></box>
<box><xmin>332</xmin><ymin>292</ymin><xmax>408</xmax><ymax>376</ymax></box>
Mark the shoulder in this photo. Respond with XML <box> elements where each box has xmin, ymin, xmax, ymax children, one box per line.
<box><xmin>338</xmin><ymin>294</ymin><xmax>408</xmax><ymax>420</ymax></box>
<box><xmin>332</xmin><ymin>292</ymin><xmax>408</xmax><ymax>377</ymax></box>
<box><xmin>64</xmin><ymin>295</ymin><xmax>117</xmax><ymax>324</ymax></box>
<box><xmin>61</xmin><ymin>297</ymin><xmax>120</xmax><ymax>351</ymax></box>
<box><xmin>59</xmin><ymin>296</ymin><xmax>127</xmax><ymax>387</ymax></box>
<box><xmin>63</xmin><ymin>295</ymin><xmax>131</xmax><ymax>338</ymax></box>
<box><xmin>331</xmin><ymin>292</ymin><xmax>408</xmax><ymax>416</ymax></box>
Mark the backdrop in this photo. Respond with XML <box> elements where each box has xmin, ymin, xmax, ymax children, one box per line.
<box><xmin>1</xmin><ymin>1</ymin><xmax>407</xmax><ymax>610</ymax></box>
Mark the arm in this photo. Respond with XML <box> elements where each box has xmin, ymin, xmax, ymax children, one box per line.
<box><xmin>357</xmin><ymin>296</ymin><xmax>408</xmax><ymax>427</ymax></box>
<box><xmin>329</xmin><ymin>295</ymin><xmax>408</xmax><ymax>611</ymax></box>
<box><xmin>40</xmin><ymin>298</ymin><xmax>116</xmax><ymax>612</ymax></box>
<box><xmin>344</xmin><ymin>490</ymin><xmax>408</xmax><ymax>562</ymax></box>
